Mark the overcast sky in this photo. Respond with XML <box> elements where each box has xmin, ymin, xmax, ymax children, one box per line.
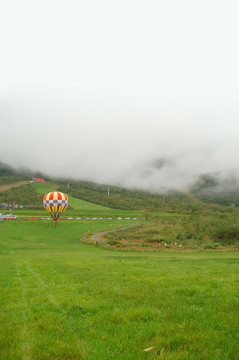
<box><xmin>1</xmin><ymin>0</ymin><xmax>239</xmax><ymax>191</ymax></box>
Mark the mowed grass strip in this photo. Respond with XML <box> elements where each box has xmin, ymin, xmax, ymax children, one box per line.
<box><xmin>0</xmin><ymin>221</ymin><xmax>239</xmax><ymax>360</ymax></box>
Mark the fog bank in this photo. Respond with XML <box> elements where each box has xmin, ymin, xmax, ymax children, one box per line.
<box><xmin>1</xmin><ymin>0</ymin><xmax>239</xmax><ymax>191</ymax></box>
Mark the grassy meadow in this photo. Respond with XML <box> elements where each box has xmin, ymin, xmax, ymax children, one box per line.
<box><xmin>1</xmin><ymin>218</ymin><xmax>239</xmax><ymax>360</ymax></box>
<box><xmin>1</xmin><ymin>180</ymin><xmax>239</xmax><ymax>359</ymax></box>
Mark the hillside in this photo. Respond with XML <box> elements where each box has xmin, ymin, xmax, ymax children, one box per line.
<box><xmin>190</xmin><ymin>173</ymin><xmax>239</xmax><ymax>207</ymax></box>
<box><xmin>0</xmin><ymin>162</ymin><xmax>239</xmax><ymax>215</ymax></box>
<box><xmin>54</xmin><ymin>178</ymin><xmax>239</xmax><ymax>216</ymax></box>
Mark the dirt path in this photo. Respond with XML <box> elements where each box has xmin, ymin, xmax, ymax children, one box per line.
<box><xmin>90</xmin><ymin>225</ymin><xmax>136</xmax><ymax>244</ymax></box>
<box><xmin>91</xmin><ymin>231</ymin><xmax>109</xmax><ymax>243</ymax></box>
<box><xmin>0</xmin><ymin>181</ymin><xmax>29</xmax><ymax>192</ymax></box>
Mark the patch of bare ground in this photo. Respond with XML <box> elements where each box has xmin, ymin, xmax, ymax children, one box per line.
<box><xmin>0</xmin><ymin>181</ymin><xmax>29</xmax><ymax>192</ymax></box>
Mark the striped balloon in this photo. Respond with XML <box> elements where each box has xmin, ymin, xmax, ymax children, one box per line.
<box><xmin>43</xmin><ymin>192</ymin><xmax>68</xmax><ymax>224</ymax></box>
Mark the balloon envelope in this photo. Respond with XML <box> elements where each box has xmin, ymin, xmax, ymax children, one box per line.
<box><xmin>43</xmin><ymin>192</ymin><xmax>68</xmax><ymax>223</ymax></box>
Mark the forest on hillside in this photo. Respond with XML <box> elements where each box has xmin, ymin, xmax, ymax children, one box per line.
<box><xmin>55</xmin><ymin>179</ymin><xmax>238</xmax><ymax>215</ymax></box>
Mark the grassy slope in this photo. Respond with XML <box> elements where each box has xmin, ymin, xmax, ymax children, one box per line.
<box><xmin>32</xmin><ymin>182</ymin><xmax>113</xmax><ymax>211</ymax></box>
<box><xmin>12</xmin><ymin>182</ymin><xmax>148</xmax><ymax>219</ymax></box>
<box><xmin>1</xmin><ymin>221</ymin><xmax>239</xmax><ymax>360</ymax></box>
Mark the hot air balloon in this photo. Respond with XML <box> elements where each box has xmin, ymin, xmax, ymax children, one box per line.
<box><xmin>43</xmin><ymin>192</ymin><xmax>68</xmax><ymax>225</ymax></box>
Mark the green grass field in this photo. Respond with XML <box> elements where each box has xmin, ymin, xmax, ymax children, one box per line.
<box><xmin>1</xmin><ymin>219</ymin><xmax>239</xmax><ymax>360</ymax></box>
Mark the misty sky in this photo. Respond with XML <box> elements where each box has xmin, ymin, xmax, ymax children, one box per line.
<box><xmin>1</xmin><ymin>0</ymin><xmax>239</xmax><ymax>191</ymax></box>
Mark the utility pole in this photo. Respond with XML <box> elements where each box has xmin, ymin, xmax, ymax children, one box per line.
<box><xmin>108</xmin><ymin>187</ymin><xmax>110</xmax><ymax>197</ymax></box>
<box><xmin>9</xmin><ymin>202</ymin><xmax>14</xmax><ymax>217</ymax></box>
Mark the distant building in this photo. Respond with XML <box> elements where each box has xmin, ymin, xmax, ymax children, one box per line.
<box><xmin>32</xmin><ymin>178</ymin><xmax>45</xmax><ymax>182</ymax></box>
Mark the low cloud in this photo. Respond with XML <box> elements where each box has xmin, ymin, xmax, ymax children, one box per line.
<box><xmin>1</xmin><ymin>86</ymin><xmax>239</xmax><ymax>192</ymax></box>
<box><xmin>1</xmin><ymin>0</ymin><xmax>239</xmax><ymax>192</ymax></box>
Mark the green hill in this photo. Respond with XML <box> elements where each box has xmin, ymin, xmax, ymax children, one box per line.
<box><xmin>190</xmin><ymin>173</ymin><xmax>239</xmax><ymax>206</ymax></box>
<box><xmin>0</xmin><ymin>162</ymin><xmax>239</xmax><ymax>217</ymax></box>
